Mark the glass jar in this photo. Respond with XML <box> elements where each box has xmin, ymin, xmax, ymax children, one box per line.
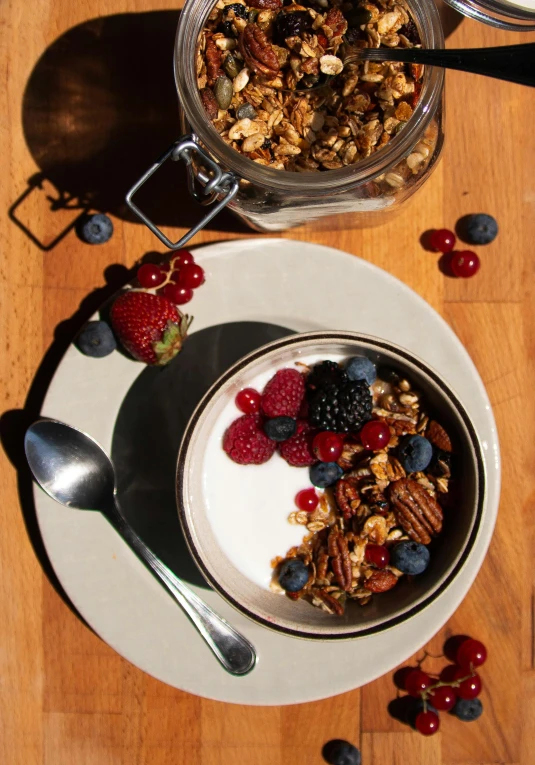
<box><xmin>442</xmin><ymin>0</ymin><xmax>535</xmax><ymax>30</ymax></box>
<box><xmin>128</xmin><ymin>0</ymin><xmax>445</xmax><ymax>247</ymax></box>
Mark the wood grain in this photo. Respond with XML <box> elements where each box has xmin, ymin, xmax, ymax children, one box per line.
<box><xmin>1</xmin><ymin>1</ymin><xmax>535</xmax><ymax>763</ymax></box>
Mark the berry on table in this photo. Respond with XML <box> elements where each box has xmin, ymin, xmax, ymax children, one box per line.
<box><xmin>459</xmin><ymin>213</ymin><xmax>498</xmax><ymax>245</ymax></box>
<box><xmin>279</xmin><ymin>419</ymin><xmax>316</xmax><ymax>467</ymax></box>
<box><xmin>456</xmin><ymin>638</ymin><xmax>487</xmax><ymax>670</ymax></box>
<box><xmin>345</xmin><ymin>356</ymin><xmax>376</xmax><ymax>385</ymax></box>
<box><xmin>429</xmin><ymin>685</ymin><xmax>457</xmax><ymax>711</ymax></box>
<box><xmin>405</xmin><ymin>669</ymin><xmax>433</xmax><ymax>697</ymax></box>
<box><xmin>365</xmin><ymin>544</ymin><xmax>390</xmax><ymax>568</ymax></box>
<box><xmin>137</xmin><ymin>263</ymin><xmax>165</xmax><ymax>288</ymax></box>
<box><xmin>172</xmin><ymin>249</ymin><xmax>195</xmax><ymax>267</ymax></box>
<box><xmin>430</xmin><ymin>228</ymin><xmax>456</xmax><ymax>253</ymax></box>
<box><xmin>295</xmin><ymin>488</ymin><xmax>319</xmax><ymax>513</ymax></box>
<box><xmin>76</xmin><ymin>320</ymin><xmax>116</xmax><ymax>358</ymax></box>
<box><xmin>322</xmin><ymin>739</ymin><xmax>361</xmax><ymax>765</ymax></box>
<box><xmin>278</xmin><ymin>558</ymin><xmax>309</xmax><ymax>592</ymax></box>
<box><xmin>235</xmin><ymin>388</ymin><xmax>261</xmax><ymax>414</ymax></box>
<box><xmin>309</xmin><ymin>461</ymin><xmax>344</xmax><ymax>488</ymax></box>
<box><xmin>162</xmin><ymin>283</ymin><xmax>194</xmax><ymax>305</ymax></box>
<box><xmin>223</xmin><ymin>414</ymin><xmax>276</xmax><ymax>465</ymax></box>
<box><xmin>177</xmin><ymin>263</ymin><xmax>205</xmax><ymax>289</ymax></box>
<box><xmin>439</xmin><ymin>664</ymin><xmax>458</xmax><ymax>684</ymax></box>
<box><xmin>79</xmin><ymin>213</ymin><xmax>114</xmax><ymax>244</ymax></box>
<box><xmin>452</xmin><ymin>668</ymin><xmax>482</xmax><ymax>699</ymax></box>
<box><xmin>415</xmin><ymin>709</ymin><xmax>440</xmax><ymax>736</ymax></box>
<box><xmin>360</xmin><ymin>420</ymin><xmax>390</xmax><ymax>451</ymax></box>
<box><xmin>397</xmin><ymin>435</ymin><xmax>433</xmax><ymax>472</ymax></box>
<box><xmin>450</xmin><ymin>250</ymin><xmax>480</xmax><ymax>278</ymax></box>
<box><xmin>263</xmin><ymin>416</ymin><xmax>297</xmax><ymax>442</ymax></box>
<box><xmin>312</xmin><ymin>431</ymin><xmax>344</xmax><ymax>462</ymax></box>
<box><xmin>451</xmin><ymin>697</ymin><xmax>483</xmax><ymax>722</ymax></box>
<box><xmin>390</xmin><ymin>541</ymin><xmax>430</xmax><ymax>575</ymax></box>
<box><xmin>261</xmin><ymin>368</ymin><xmax>305</xmax><ymax>418</ymax></box>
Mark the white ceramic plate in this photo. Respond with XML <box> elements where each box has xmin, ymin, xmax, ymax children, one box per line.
<box><xmin>35</xmin><ymin>238</ymin><xmax>500</xmax><ymax>705</ymax></box>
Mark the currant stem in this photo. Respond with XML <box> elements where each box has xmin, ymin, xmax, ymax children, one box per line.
<box><xmin>420</xmin><ymin>666</ymin><xmax>476</xmax><ymax>702</ymax></box>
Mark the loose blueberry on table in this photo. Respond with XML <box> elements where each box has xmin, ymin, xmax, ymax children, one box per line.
<box><xmin>222</xmin><ymin>355</ymin><xmax>455</xmax><ymax>615</ymax></box>
<box><xmin>79</xmin><ymin>213</ymin><xmax>114</xmax><ymax>244</ymax></box>
<box><xmin>76</xmin><ymin>320</ymin><xmax>116</xmax><ymax>358</ymax></box>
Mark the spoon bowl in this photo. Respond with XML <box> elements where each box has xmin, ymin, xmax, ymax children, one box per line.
<box><xmin>24</xmin><ymin>418</ymin><xmax>257</xmax><ymax>676</ymax></box>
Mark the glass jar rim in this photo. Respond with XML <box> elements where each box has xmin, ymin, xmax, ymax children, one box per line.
<box><xmin>443</xmin><ymin>0</ymin><xmax>535</xmax><ymax>24</ymax></box>
<box><xmin>174</xmin><ymin>0</ymin><xmax>445</xmax><ymax>194</ymax></box>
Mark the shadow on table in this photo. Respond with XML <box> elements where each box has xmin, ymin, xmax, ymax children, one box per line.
<box><xmin>11</xmin><ymin>10</ymin><xmax>249</xmax><ymax>251</ymax></box>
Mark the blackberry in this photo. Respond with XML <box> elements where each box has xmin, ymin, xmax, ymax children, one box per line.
<box><xmin>274</xmin><ymin>11</ymin><xmax>312</xmax><ymax>44</ymax></box>
<box><xmin>308</xmin><ymin>380</ymin><xmax>372</xmax><ymax>433</ymax></box>
<box><xmin>306</xmin><ymin>360</ymin><xmax>347</xmax><ymax>394</ymax></box>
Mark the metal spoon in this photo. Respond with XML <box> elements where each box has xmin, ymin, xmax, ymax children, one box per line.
<box><xmin>293</xmin><ymin>42</ymin><xmax>535</xmax><ymax>92</ymax></box>
<box><xmin>24</xmin><ymin>418</ymin><xmax>257</xmax><ymax>676</ymax></box>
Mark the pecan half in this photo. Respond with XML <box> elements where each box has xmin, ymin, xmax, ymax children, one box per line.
<box><xmin>316</xmin><ymin>547</ymin><xmax>330</xmax><ymax>581</ymax></box>
<box><xmin>205</xmin><ymin>35</ymin><xmax>224</xmax><ymax>85</ymax></box>
<box><xmin>327</xmin><ymin>527</ymin><xmax>352</xmax><ymax>591</ymax></box>
<box><xmin>389</xmin><ymin>478</ymin><xmax>443</xmax><ymax>544</ymax></box>
<box><xmin>313</xmin><ymin>588</ymin><xmax>345</xmax><ymax>615</ymax></box>
<box><xmin>248</xmin><ymin>0</ymin><xmax>282</xmax><ymax>8</ymax></box>
<box><xmin>239</xmin><ymin>23</ymin><xmax>280</xmax><ymax>77</ymax></box>
<box><xmin>323</xmin><ymin>8</ymin><xmax>348</xmax><ymax>37</ymax></box>
<box><xmin>335</xmin><ymin>475</ymin><xmax>361</xmax><ymax>521</ymax></box>
<box><xmin>364</xmin><ymin>570</ymin><xmax>398</xmax><ymax>593</ymax></box>
<box><xmin>426</xmin><ymin>420</ymin><xmax>453</xmax><ymax>453</ymax></box>
<box><xmin>337</xmin><ymin>439</ymin><xmax>365</xmax><ymax>471</ymax></box>
<box><xmin>383</xmin><ymin>416</ymin><xmax>417</xmax><ymax>436</ymax></box>
<box><xmin>200</xmin><ymin>87</ymin><xmax>218</xmax><ymax>119</ymax></box>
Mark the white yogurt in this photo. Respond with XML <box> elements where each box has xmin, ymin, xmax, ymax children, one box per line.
<box><xmin>202</xmin><ymin>353</ymin><xmax>349</xmax><ymax>589</ymax></box>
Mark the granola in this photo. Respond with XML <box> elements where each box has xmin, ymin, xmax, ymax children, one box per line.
<box><xmin>197</xmin><ymin>0</ymin><xmax>435</xmax><ymax>177</ymax></box>
<box><xmin>271</xmin><ymin>363</ymin><xmax>454</xmax><ymax>615</ymax></box>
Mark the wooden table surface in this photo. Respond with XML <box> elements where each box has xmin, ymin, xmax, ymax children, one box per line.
<box><xmin>2</xmin><ymin>1</ymin><xmax>535</xmax><ymax>763</ymax></box>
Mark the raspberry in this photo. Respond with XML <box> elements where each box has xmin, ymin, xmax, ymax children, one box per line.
<box><xmin>223</xmin><ymin>415</ymin><xmax>276</xmax><ymax>465</ymax></box>
<box><xmin>278</xmin><ymin>420</ymin><xmax>317</xmax><ymax>467</ymax></box>
<box><xmin>261</xmin><ymin>368</ymin><xmax>305</xmax><ymax>418</ymax></box>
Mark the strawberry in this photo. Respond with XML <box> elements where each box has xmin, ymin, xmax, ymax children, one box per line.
<box><xmin>110</xmin><ymin>291</ymin><xmax>192</xmax><ymax>365</ymax></box>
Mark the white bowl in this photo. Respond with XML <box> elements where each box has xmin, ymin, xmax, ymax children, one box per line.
<box><xmin>176</xmin><ymin>331</ymin><xmax>485</xmax><ymax>639</ymax></box>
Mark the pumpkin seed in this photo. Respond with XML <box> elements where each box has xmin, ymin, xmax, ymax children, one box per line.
<box><xmin>236</xmin><ymin>102</ymin><xmax>257</xmax><ymax>120</ymax></box>
<box><xmin>223</xmin><ymin>53</ymin><xmax>240</xmax><ymax>79</ymax></box>
<box><xmin>214</xmin><ymin>76</ymin><xmax>233</xmax><ymax>110</ymax></box>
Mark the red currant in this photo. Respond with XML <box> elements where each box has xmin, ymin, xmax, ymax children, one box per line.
<box><xmin>439</xmin><ymin>665</ymin><xmax>458</xmax><ymax>684</ymax></box>
<box><xmin>450</xmin><ymin>250</ymin><xmax>480</xmax><ymax>278</ymax></box>
<box><xmin>453</xmin><ymin>668</ymin><xmax>482</xmax><ymax>699</ymax></box>
<box><xmin>137</xmin><ymin>263</ymin><xmax>165</xmax><ymax>288</ymax></box>
<box><xmin>456</xmin><ymin>638</ymin><xmax>487</xmax><ymax>670</ymax></box>
<box><xmin>430</xmin><ymin>228</ymin><xmax>456</xmax><ymax>253</ymax></box>
<box><xmin>170</xmin><ymin>270</ymin><xmax>182</xmax><ymax>284</ymax></box>
<box><xmin>235</xmin><ymin>388</ymin><xmax>261</xmax><ymax>414</ymax></box>
<box><xmin>405</xmin><ymin>669</ymin><xmax>433</xmax><ymax>698</ymax></box>
<box><xmin>161</xmin><ymin>283</ymin><xmax>194</xmax><ymax>305</ymax></box>
<box><xmin>365</xmin><ymin>544</ymin><xmax>390</xmax><ymax>568</ymax></box>
<box><xmin>360</xmin><ymin>420</ymin><xmax>390</xmax><ymax>451</ymax></box>
<box><xmin>172</xmin><ymin>249</ymin><xmax>195</xmax><ymax>268</ymax></box>
<box><xmin>178</xmin><ymin>263</ymin><xmax>205</xmax><ymax>289</ymax></box>
<box><xmin>295</xmin><ymin>488</ymin><xmax>319</xmax><ymax>513</ymax></box>
<box><xmin>415</xmin><ymin>710</ymin><xmax>440</xmax><ymax>736</ymax></box>
<box><xmin>312</xmin><ymin>432</ymin><xmax>344</xmax><ymax>462</ymax></box>
<box><xmin>429</xmin><ymin>685</ymin><xmax>457</xmax><ymax>711</ymax></box>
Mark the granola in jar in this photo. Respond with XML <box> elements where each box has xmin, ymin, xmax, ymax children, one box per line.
<box><xmin>196</xmin><ymin>0</ymin><xmax>436</xmax><ymax>180</ymax></box>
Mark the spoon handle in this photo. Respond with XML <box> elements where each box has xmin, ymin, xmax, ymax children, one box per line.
<box><xmin>106</xmin><ymin>499</ymin><xmax>257</xmax><ymax>676</ymax></box>
<box><xmin>346</xmin><ymin>43</ymin><xmax>535</xmax><ymax>88</ymax></box>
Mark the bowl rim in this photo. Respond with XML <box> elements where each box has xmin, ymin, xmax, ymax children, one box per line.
<box><xmin>176</xmin><ymin>330</ymin><xmax>486</xmax><ymax>640</ymax></box>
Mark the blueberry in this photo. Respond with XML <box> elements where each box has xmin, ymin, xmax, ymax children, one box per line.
<box><xmin>76</xmin><ymin>321</ymin><xmax>116</xmax><ymax>358</ymax></box>
<box><xmin>278</xmin><ymin>558</ymin><xmax>309</xmax><ymax>592</ymax></box>
<box><xmin>309</xmin><ymin>461</ymin><xmax>344</xmax><ymax>488</ymax></box>
<box><xmin>397</xmin><ymin>435</ymin><xmax>432</xmax><ymax>473</ymax></box>
<box><xmin>322</xmin><ymin>740</ymin><xmax>361</xmax><ymax>765</ymax></box>
<box><xmin>345</xmin><ymin>356</ymin><xmax>376</xmax><ymax>385</ymax></box>
<box><xmin>451</xmin><ymin>697</ymin><xmax>483</xmax><ymax>722</ymax></box>
<box><xmin>80</xmin><ymin>213</ymin><xmax>114</xmax><ymax>244</ymax></box>
<box><xmin>459</xmin><ymin>213</ymin><xmax>498</xmax><ymax>245</ymax></box>
<box><xmin>390</xmin><ymin>541</ymin><xmax>430</xmax><ymax>575</ymax></box>
<box><xmin>408</xmin><ymin>699</ymin><xmax>438</xmax><ymax>729</ymax></box>
<box><xmin>263</xmin><ymin>416</ymin><xmax>297</xmax><ymax>442</ymax></box>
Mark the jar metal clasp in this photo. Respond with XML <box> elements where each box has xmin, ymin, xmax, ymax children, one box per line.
<box><xmin>125</xmin><ymin>135</ymin><xmax>239</xmax><ymax>250</ymax></box>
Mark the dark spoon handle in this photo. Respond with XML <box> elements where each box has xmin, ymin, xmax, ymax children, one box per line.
<box><xmin>349</xmin><ymin>43</ymin><xmax>535</xmax><ymax>88</ymax></box>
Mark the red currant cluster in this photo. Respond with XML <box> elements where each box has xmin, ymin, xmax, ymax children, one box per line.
<box><xmin>429</xmin><ymin>229</ymin><xmax>480</xmax><ymax>278</ymax></box>
<box><xmin>396</xmin><ymin>636</ymin><xmax>487</xmax><ymax>735</ymax></box>
<box><xmin>136</xmin><ymin>249</ymin><xmax>205</xmax><ymax>305</ymax></box>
